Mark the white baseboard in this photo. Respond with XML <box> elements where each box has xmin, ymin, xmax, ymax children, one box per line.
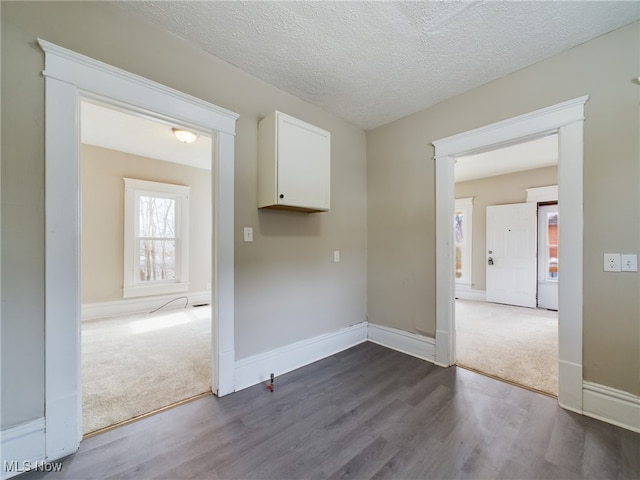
<box><xmin>558</xmin><ymin>359</ymin><xmax>583</xmax><ymax>414</ymax></box>
<box><xmin>367</xmin><ymin>323</ymin><xmax>436</xmax><ymax>363</ymax></box>
<box><xmin>234</xmin><ymin>322</ymin><xmax>368</xmax><ymax>392</ymax></box>
<box><xmin>1</xmin><ymin>418</ymin><xmax>46</xmax><ymax>479</ymax></box>
<box><xmin>583</xmin><ymin>382</ymin><xmax>640</xmax><ymax>433</ymax></box>
<box><xmin>82</xmin><ymin>291</ymin><xmax>211</xmax><ymax>320</ymax></box>
<box><xmin>455</xmin><ymin>287</ymin><xmax>486</xmax><ymax>302</ymax></box>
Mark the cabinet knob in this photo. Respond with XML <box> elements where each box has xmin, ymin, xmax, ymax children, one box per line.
<box><xmin>279</xmin><ymin>194</ymin><xmax>284</xmax><ymax>199</ymax></box>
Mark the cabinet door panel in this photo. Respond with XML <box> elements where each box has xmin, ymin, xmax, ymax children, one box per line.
<box><xmin>277</xmin><ymin>115</ymin><xmax>330</xmax><ymax>210</ymax></box>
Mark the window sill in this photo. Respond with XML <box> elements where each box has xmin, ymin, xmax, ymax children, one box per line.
<box><xmin>123</xmin><ymin>282</ymin><xmax>190</xmax><ymax>299</ymax></box>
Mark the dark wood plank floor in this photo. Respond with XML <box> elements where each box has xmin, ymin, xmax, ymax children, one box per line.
<box><xmin>21</xmin><ymin>342</ymin><xmax>639</xmax><ymax>479</ymax></box>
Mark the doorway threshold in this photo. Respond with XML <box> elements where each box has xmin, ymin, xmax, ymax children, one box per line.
<box><xmin>456</xmin><ymin>363</ymin><xmax>557</xmax><ymax>399</ymax></box>
<box><xmin>82</xmin><ymin>391</ymin><xmax>213</xmax><ymax>439</ymax></box>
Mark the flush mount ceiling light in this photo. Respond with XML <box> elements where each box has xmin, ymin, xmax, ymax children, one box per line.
<box><xmin>172</xmin><ymin>127</ymin><xmax>199</xmax><ymax>144</ymax></box>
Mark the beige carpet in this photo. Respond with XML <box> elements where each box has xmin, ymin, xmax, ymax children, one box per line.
<box><xmin>82</xmin><ymin>306</ymin><xmax>211</xmax><ymax>434</ymax></box>
<box><xmin>455</xmin><ymin>299</ymin><xmax>558</xmax><ymax>396</ymax></box>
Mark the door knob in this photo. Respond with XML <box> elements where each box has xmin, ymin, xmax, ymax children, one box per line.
<box><xmin>488</xmin><ymin>257</ymin><xmax>494</xmax><ymax>266</ymax></box>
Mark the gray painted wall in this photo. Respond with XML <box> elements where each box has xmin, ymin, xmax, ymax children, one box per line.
<box><xmin>1</xmin><ymin>2</ymin><xmax>367</xmax><ymax>429</ymax></box>
<box><xmin>368</xmin><ymin>22</ymin><xmax>639</xmax><ymax>395</ymax></box>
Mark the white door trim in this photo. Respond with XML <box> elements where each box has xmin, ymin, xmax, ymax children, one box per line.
<box><xmin>39</xmin><ymin>39</ymin><xmax>238</xmax><ymax>461</ymax></box>
<box><xmin>526</xmin><ymin>185</ymin><xmax>558</xmax><ymax>204</ymax></box>
<box><xmin>433</xmin><ymin>95</ymin><xmax>588</xmax><ymax>413</ymax></box>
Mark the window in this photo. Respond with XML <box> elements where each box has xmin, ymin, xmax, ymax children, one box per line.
<box><xmin>454</xmin><ymin>197</ymin><xmax>473</xmax><ymax>286</ymax></box>
<box><xmin>546</xmin><ymin>211</ymin><xmax>558</xmax><ymax>281</ymax></box>
<box><xmin>124</xmin><ymin>178</ymin><xmax>190</xmax><ymax>298</ymax></box>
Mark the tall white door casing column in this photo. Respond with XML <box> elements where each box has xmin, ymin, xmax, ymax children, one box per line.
<box><xmin>557</xmin><ymin>120</ymin><xmax>584</xmax><ymax>411</ymax></box>
<box><xmin>435</xmin><ymin>155</ymin><xmax>456</xmax><ymax>367</ymax></box>
<box><xmin>44</xmin><ymin>72</ymin><xmax>83</xmax><ymax>459</ymax></box>
<box><xmin>214</xmin><ymin>131</ymin><xmax>236</xmax><ymax>396</ymax></box>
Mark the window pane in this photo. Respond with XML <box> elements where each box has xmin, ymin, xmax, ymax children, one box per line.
<box><xmin>455</xmin><ymin>246</ymin><xmax>463</xmax><ymax>279</ymax></box>
<box><xmin>547</xmin><ymin>212</ymin><xmax>558</xmax><ymax>281</ymax></box>
<box><xmin>138</xmin><ymin>239</ymin><xmax>176</xmax><ymax>281</ymax></box>
<box><xmin>139</xmin><ymin>196</ymin><xmax>176</xmax><ymax>238</ymax></box>
<box><xmin>454</xmin><ymin>212</ymin><xmax>464</xmax><ymax>243</ymax></box>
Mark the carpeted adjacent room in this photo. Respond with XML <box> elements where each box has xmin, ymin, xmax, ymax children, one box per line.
<box><xmin>81</xmin><ymin>306</ymin><xmax>211</xmax><ymax>434</ymax></box>
<box><xmin>455</xmin><ymin>299</ymin><xmax>558</xmax><ymax>396</ymax></box>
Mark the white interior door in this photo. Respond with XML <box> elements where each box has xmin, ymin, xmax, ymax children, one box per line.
<box><xmin>537</xmin><ymin>204</ymin><xmax>559</xmax><ymax>310</ymax></box>
<box><xmin>486</xmin><ymin>202</ymin><xmax>537</xmax><ymax>308</ymax></box>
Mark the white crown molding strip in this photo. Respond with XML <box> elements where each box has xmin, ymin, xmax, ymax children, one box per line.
<box><xmin>1</xmin><ymin>418</ymin><xmax>46</xmax><ymax>480</ymax></box>
<box><xmin>81</xmin><ymin>291</ymin><xmax>212</xmax><ymax>321</ymax></box>
<box><xmin>367</xmin><ymin>323</ymin><xmax>436</xmax><ymax>363</ymax></box>
<box><xmin>37</xmin><ymin>39</ymin><xmax>239</xmax><ymax>136</ymax></box>
<box><xmin>583</xmin><ymin>381</ymin><xmax>640</xmax><ymax>433</ymax></box>
<box><xmin>234</xmin><ymin>322</ymin><xmax>368</xmax><ymax>392</ymax></box>
<box><xmin>433</xmin><ymin>96</ymin><xmax>588</xmax><ymax>158</ymax></box>
<box><xmin>455</xmin><ymin>287</ymin><xmax>486</xmax><ymax>302</ymax></box>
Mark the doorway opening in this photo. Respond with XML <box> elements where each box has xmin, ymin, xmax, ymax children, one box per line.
<box><xmin>452</xmin><ymin>136</ymin><xmax>559</xmax><ymax>396</ymax></box>
<box><xmin>433</xmin><ymin>95</ymin><xmax>588</xmax><ymax>413</ymax></box>
<box><xmin>80</xmin><ymin>99</ymin><xmax>214</xmax><ymax>435</ymax></box>
<box><xmin>42</xmin><ymin>39</ymin><xmax>238</xmax><ymax>460</ymax></box>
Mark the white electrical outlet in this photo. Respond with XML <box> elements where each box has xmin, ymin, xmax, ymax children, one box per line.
<box><xmin>603</xmin><ymin>253</ymin><xmax>621</xmax><ymax>272</ymax></box>
<box><xmin>333</xmin><ymin>250</ymin><xmax>341</xmax><ymax>263</ymax></box>
<box><xmin>621</xmin><ymin>254</ymin><xmax>638</xmax><ymax>272</ymax></box>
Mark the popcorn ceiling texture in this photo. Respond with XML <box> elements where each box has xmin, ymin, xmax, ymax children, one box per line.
<box><xmin>115</xmin><ymin>1</ymin><xmax>640</xmax><ymax>130</ymax></box>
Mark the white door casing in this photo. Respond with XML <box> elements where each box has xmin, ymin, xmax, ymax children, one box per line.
<box><xmin>433</xmin><ymin>95</ymin><xmax>587</xmax><ymax>414</ymax></box>
<box><xmin>40</xmin><ymin>40</ymin><xmax>238</xmax><ymax>461</ymax></box>
<box><xmin>538</xmin><ymin>204</ymin><xmax>559</xmax><ymax>310</ymax></box>
<box><xmin>485</xmin><ymin>202</ymin><xmax>537</xmax><ymax>308</ymax></box>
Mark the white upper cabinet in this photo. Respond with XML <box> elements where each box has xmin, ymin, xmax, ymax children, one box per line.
<box><xmin>258</xmin><ymin>111</ymin><xmax>331</xmax><ymax>212</ymax></box>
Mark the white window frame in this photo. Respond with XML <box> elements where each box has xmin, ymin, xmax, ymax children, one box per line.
<box><xmin>123</xmin><ymin>178</ymin><xmax>191</xmax><ymax>298</ymax></box>
<box><xmin>454</xmin><ymin>197</ymin><xmax>473</xmax><ymax>286</ymax></box>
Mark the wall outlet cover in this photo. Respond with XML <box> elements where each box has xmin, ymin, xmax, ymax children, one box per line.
<box><xmin>621</xmin><ymin>254</ymin><xmax>638</xmax><ymax>272</ymax></box>
<box><xmin>603</xmin><ymin>253</ymin><xmax>621</xmax><ymax>272</ymax></box>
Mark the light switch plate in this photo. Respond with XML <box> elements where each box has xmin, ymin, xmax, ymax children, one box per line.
<box><xmin>621</xmin><ymin>254</ymin><xmax>638</xmax><ymax>272</ymax></box>
<box><xmin>604</xmin><ymin>253</ymin><xmax>621</xmax><ymax>272</ymax></box>
<box><xmin>243</xmin><ymin>227</ymin><xmax>253</xmax><ymax>242</ymax></box>
<box><xmin>333</xmin><ymin>250</ymin><xmax>340</xmax><ymax>262</ymax></box>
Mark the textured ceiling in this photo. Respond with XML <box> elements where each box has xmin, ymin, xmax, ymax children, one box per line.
<box><xmin>113</xmin><ymin>1</ymin><xmax>640</xmax><ymax>130</ymax></box>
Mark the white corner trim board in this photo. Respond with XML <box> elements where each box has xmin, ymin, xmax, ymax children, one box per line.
<box><xmin>234</xmin><ymin>322</ymin><xmax>368</xmax><ymax>391</ymax></box>
<box><xmin>367</xmin><ymin>323</ymin><xmax>436</xmax><ymax>363</ymax></box>
<box><xmin>81</xmin><ymin>291</ymin><xmax>212</xmax><ymax>321</ymax></box>
<box><xmin>1</xmin><ymin>418</ymin><xmax>46</xmax><ymax>480</ymax></box>
<box><xmin>583</xmin><ymin>382</ymin><xmax>640</xmax><ymax>433</ymax></box>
